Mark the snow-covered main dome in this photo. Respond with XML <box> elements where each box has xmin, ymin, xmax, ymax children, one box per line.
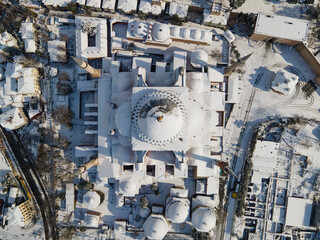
<box><xmin>132</xmin><ymin>90</ymin><xmax>187</xmax><ymax>146</ymax></box>
<box><xmin>166</xmin><ymin>201</ymin><xmax>189</xmax><ymax>223</ymax></box>
<box><xmin>143</xmin><ymin>215</ymin><xmax>168</xmax><ymax>240</ymax></box>
<box><xmin>192</xmin><ymin>207</ymin><xmax>216</xmax><ymax>232</ymax></box>
<box><xmin>152</xmin><ymin>23</ymin><xmax>170</xmax><ymax>42</ymax></box>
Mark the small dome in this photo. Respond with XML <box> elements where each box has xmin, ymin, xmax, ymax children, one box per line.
<box><xmin>115</xmin><ymin>101</ymin><xmax>131</xmax><ymax>138</ymax></box>
<box><xmin>192</xmin><ymin>207</ymin><xmax>216</xmax><ymax>232</ymax></box>
<box><xmin>83</xmin><ymin>191</ymin><xmax>100</xmax><ymax>209</ymax></box>
<box><xmin>132</xmin><ymin>91</ymin><xmax>187</xmax><ymax>146</ymax></box>
<box><xmin>140</xmin><ymin>207</ymin><xmax>151</xmax><ymax>218</ymax></box>
<box><xmin>166</xmin><ymin>201</ymin><xmax>189</xmax><ymax>223</ymax></box>
<box><xmin>170</xmin><ymin>27</ymin><xmax>180</xmax><ymax>37</ymax></box>
<box><xmin>152</xmin><ymin>23</ymin><xmax>170</xmax><ymax>42</ymax></box>
<box><xmin>119</xmin><ymin>177</ymin><xmax>138</xmax><ymax>196</ymax></box>
<box><xmin>192</xmin><ymin>29</ymin><xmax>202</xmax><ymax>40</ymax></box>
<box><xmin>133</xmin><ymin>21</ymin><xmax>148</xmax><ymax>38</ymax></box>
<box><xmin>190</xmin><ymin>50</ymin><xmax>208</xmax><ymax>68</ymax></box>
<box><xmin>143</xmin><ymin>215</ymin><xmax>168</xmax><ymax>240</ymax></box>
<box><xmin>182</xmin><ymin>28</ymin><xmax>190</xmax><ymax>38</ymax></box>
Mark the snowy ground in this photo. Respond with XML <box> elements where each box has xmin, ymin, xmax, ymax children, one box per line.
<box><xmin>223</xmin><ymin>32</ymin><xmax>320</xmax><ymax>240</ymax></box>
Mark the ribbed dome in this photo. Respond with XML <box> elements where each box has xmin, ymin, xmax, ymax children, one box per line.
<box><xmin>119</xmin><ymin>177</ymin><xmax>138</xmax><ymax>196</ymax></box>
<box><xmin>143</xmin><ymin>215</ymin><xmax>168</xmax><ymax>240</ymax></box>
<box><xmin>133</xmin><ymin>21</ymin><xmax>148</xmax><ymax>38</ymax></box>
<box><xmin>152</xmin><ymin>23</ymin><xmax>170</xmax><ymax>42</ymax></box>
<box><xmin>166</xmin><ymin>201</ymin><xmax>189</xmax><ymax>223</ymax></box>
<box><xmin>170</xmin><ymin>27</ymin><xmax>180</xmax><ymax>37</ymax></box>
<box><xmin>132</xmin><ymin>90</ymin><xmax>187</xmax><ymax>146</ymax></box>
<box><xmin>192</xmin><ymin>207</ymin><xmax>216</xmax><ymax>232</ymax></box>
<box><xmin>190</xmin><ymin>50</ymin><xmax>208</xmax><ymax>68</ymax></box>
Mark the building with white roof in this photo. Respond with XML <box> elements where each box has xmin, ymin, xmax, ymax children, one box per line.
<box><xmin>0</xmin><ymin>107</ymin><xmax>29</xmax><ymax>130</ymax></box>
<box><xmin>76</xmin><ymin>0</ymin><xmax>86</xmax><ymax>5</ymax></box>
<box><xmin>169</xmin><ymin>2</ymin><xmax>188</xmax><ymax>19</ymax></box>
<box><xmin>285</xmin><ymin>197</ymin><xmax>312</xmax><ymax>228</ymax></box>
<box><xmin>24</xmin><ymin>39</ymin><xmax>36</xmax><ymax>53</ymax></box>
<box><xmin>251</xmin><ymin>140</ymin><xmax>279</xmax><ymax>184</ymax></box>
<box><xmin>21</xmin><ymin>23</ymin><xmax>34</xmax><ymax>39</ymax></box>
<box><xmin>7</xmin><ymin>200</ymin><xmax>34</xmax><ymax>228</ymax></box>
<box><xmin>271</xmin><ymin>70</ymin><xmax>299</xmax><ymax>95</ymax></box>
<box><xmin>139</xmin><ymin>0</ymin><xmax>152</xmax><ymax>14</ymax></box>
<box><xmin>86</xmin><ymin>0</ymin><xmax>101</xmax><ymax>8</ymax></box>
<box><xmin>42</xmin><ymin>0</ymin><xmax>74</xmax><ymax>7</ymax></box>
<box><xmin>117</xmin><ymin>0</ymin><xmax>137</xmax><ymax>14</ymax></box>
<box><xmin>84</xmin><ymin>211</ymin><xmax>101</xmax><ymax>227</ymax></box>
<box><xmin>75</xmin><ymin>16</ymin><xmax>108</xmax><ymax>59</ymax></box>
<box><xmin>83</xmin><ymin>191</ymin><xmax>100</xmax><ymax>209</ymax></box>
<box><xmin>65</xmin><ymin>183</ymin><xmax>74</xmax><ymax>212</ymax></box>
<box><xmin>74</xmin><ymin>17</ymin><xmax>225</xmax><ymax>237</ymax></box>
<box><xmin>101</xmin><ymin>0</ymin><xmax>115</xmax><ymax>11</ymax></box>
<box><xmin>126</xmin><ymin>20</ymin><xmax>212</xmax><ymax>46</ymax></box>
<box><xmin>251</xmin><ymin>13</ymin><xmax>310</xmax><ymax>46</ymax></box>
<box><xmin>21</xmin><ymin>23</ymin><xmax>36</xmax><ymax>53</ymax></box>
<box><xmin>48</xmin><ymin>40</ymin><xmax>67</xmax><ymax>62</ymax></box>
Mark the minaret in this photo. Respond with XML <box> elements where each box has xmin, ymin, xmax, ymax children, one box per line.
<box><xmin>72</xmin><ymin>56</ymin><xmax>101</xmax><ymax>78</ymax></box>
<box><xmin>224</xmin><ymin>52</ymin><xmax>253</xmax><ymax>76</ymax></box>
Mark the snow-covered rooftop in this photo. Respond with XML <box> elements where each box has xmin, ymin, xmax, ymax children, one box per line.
<box><xmin>21</xmin><ymin>23</ymin><xmax>33</xmax><ymax>39</ymax></box>
<box><xmin>75</xmin><ymin>16</ymin><xmax>108</xmax><ymax>59</ymax></box>
<box><xmin>169</xmin><ymin>2</ymin><xmax>188</xmax><ymax>18</ymax></box>
<box><xmin>101</xmin><ymin>0</ymin><xmax>115</xmax><ymax>10</ymax></box>
<box><xmin>0</xmin><ymin>107</ymin><xmax>29</xmax><ymax>130</ymax></box>
<box><xmin>254</xmin><ymin>13</ymin><xmax>310</xmax><ymax>42</ymax></box>
<box><xmin>285</xmin><ymin>197</ymin><xmax>312</xmax><ymax>228</ymax></box>
<box><xmin>42</xmin><ymin>0</ymin><xmax>74</xmax><ymax>7</ymax></box>
<box><xmin>117</xmin><ymin>0</ymin><xmax>137</xmax><ymax>13</ymax></box>
<box><xmin>48</xmin><ymin>40</ymin><xmax>67</xmax><ymax>62</ymax></box>
<box><xmin>24</xmin><ymin>39</ymin><xmax>36</xmax><ymax>53</ymax></box>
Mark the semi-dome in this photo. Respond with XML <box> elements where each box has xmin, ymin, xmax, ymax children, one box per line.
<box><xmin>119</xmin><ymin>177</ymin><xmax>138</xmax><ymax>196</ymax></box>
<box><xmin>192</xmin><ymin>207</ymin><xmax>216</xmax><ymax>232</ymax></box>
<box><xmin>187</xmin><ymin>72</ymin><xmax>204</xmax><ymax>92</ymax></box>
<box><xmin>115</xmin><ymin>101</ymin><xmax>131</xmax><ymax>138</ymax></box>
<box><xmin>190</xmin><ymin>50</ymin><xmax>208</xmax><ymax>68</ymax></box>
<box><xmin>152</xmin><ymin>23</ymin><xmax>170</xmax><ymax>42</ymax></box>
<box><xmin>170</xmin><ymin>27</ymin><xmax>180</xmax><ymax>37</ymax></box>
<box><xmin>133</xmin><ymin>21</ymin><xmax>148</xmax><ymax>38</ymax></box>
<box><xmin>132</xmin><ymin>90</ymin><xmax>187</xmax><ymax>146</ymax></box>
<box><xmin>166</xmin><ymin>201</ymin><xmax>189</xmax><ymax>223</ymax></box>
<box><xmin>143</xmin><ymin>215</ymin><xmax>168</xmax><ymax>240</ymax></box>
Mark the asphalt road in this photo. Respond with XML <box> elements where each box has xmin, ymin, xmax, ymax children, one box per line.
<box><xmin>0</xmin><ymin>127</ymin><xmax>58</xmax><ymax>240</ymax></box>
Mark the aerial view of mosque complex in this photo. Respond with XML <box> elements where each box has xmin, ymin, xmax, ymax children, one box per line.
<box><xmin>1</xmin><ymin>0</ymin><xmax>320</xmax><ymax>239</ymax></box>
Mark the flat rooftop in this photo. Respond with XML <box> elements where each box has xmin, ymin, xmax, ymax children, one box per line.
<box><xmin>285</xmin><ymin>197</ymin><xmax>312</xmax><ymax>228</ymax></box>
<box><xmin>254</xmin><ymin>13</ymin><xmax>310</xmax><ymax>42</ymax></box>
